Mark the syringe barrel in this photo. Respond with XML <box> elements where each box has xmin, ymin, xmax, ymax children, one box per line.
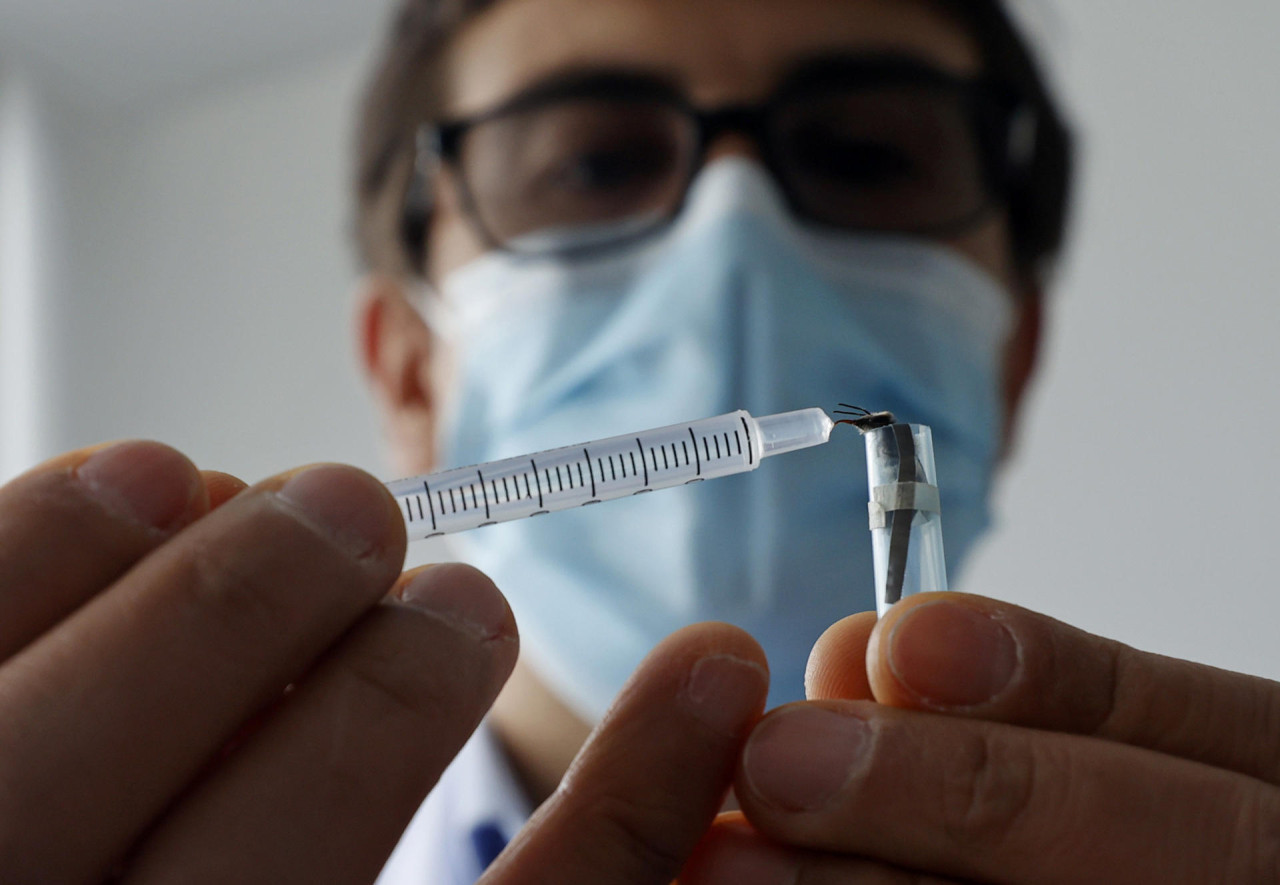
<box><xmin>864</xmin><ymin>424</ymin><xmax>948</xmax><ymax>616</ymax></box>
<box><xmin>387</xmin><ymin>410</ymin><xmax>765</xmax><ymax>540</ymax></box>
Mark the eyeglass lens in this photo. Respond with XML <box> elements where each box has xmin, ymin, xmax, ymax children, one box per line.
<box><xmin>770</xmin><ymin>85</ymin><xmax>988</xmax><ymax>233</ymax></box>
<box><xmin>453</xmin><ymin>84</ymin><xmax>995</xmax><ymax>253</ymax></box>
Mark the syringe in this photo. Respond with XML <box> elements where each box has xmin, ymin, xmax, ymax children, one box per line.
<box><xmin>385</xmin><ymin>408</ymin><xmax>835</xmax><ymax>541</ymax></box>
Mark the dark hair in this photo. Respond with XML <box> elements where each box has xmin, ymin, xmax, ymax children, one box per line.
<box><xmin>353</xmin><ymin>0</ymin><xmax>1073</xmax><ymax>282</ymax></box>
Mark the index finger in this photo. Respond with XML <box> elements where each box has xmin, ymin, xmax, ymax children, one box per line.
<box><xmin>482</xmin><ymin>623</ymin><xmax>769</xmax><ymax>885</ymax></box>
<box><xmin>0</xmin><ymin>463</ymin><xmax>406</xmax><ymax>881</ymax></box>
<box><xmin>811</xmin><ymin>593</ymin><xmax>1280</xmax><ymax>785</ymax></box>
<box><xmin>0</xmin><ymin>442</ymin><xmax>209</xmax><ymax>660</ymax></box>
<box><xmin>735</xmin><ymin>699</ymin><xmax>1279</xmax><ymax>884</ymax></box>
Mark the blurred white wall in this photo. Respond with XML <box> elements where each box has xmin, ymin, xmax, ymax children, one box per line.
<box><xmin>52</xmin><ymin>49</ymin><xmax>384</xmax><ymax>481</ymax></box>
<box><xmin>2</xmin><ymin>1</ymin><xmax>1277</xmax><ymax>679</ymax></box>
<box><xmin>965</xmin><ymin>1</ymin><xmax>1280</xmax><ymax>680</ymax></box>
<box><xmin>0</xmin><ymin>68</ymin><xmax>61</xmax><ymax>479</ymax></box>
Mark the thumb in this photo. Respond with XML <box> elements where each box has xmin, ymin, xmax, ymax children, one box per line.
<box><xmin>481</xmin><ymin>623</ymin><xmax>769</xmax><ymax>885</ymax></box>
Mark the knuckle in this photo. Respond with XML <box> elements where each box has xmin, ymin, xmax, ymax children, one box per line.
<box><xmin>1093</xmin><ymin>644</ymin><xmax>1188</xmax><ymax>746</ymax></box>
<box><xmin>940</xmin><ymin>729</ymin><xmax>1038</xmax><ymax>851</ymax></box>
<box><xmin>177</xmin><ymin>538</ymin><xmax>298</xmax><ymax>641</ymax></box>
<box><xmin>342</xmin><ymin>642</ymin><xmax>445</xmax><ymax>724</ymax></box>
<box><xmin>339</xmin><ymin>613</ymin><xmax>487</xmax><ymax>723</ymax></box>
<box><xmin>1244</xmin><ymin>678</ymin><xmax>1280</xmax><ymax>783</ymax></box>
<box><xmin>1080</xmin><ymin>633</ymin><xmax>1171</xmax><ymax>743</ymax></box>
<box><xmin>568</xmin><ymin>789</ymin><xmax>690</xmax><ymax>879</ymax></box>
<box><xmin>1107</xmin><ymin>651</ymin><xmax>1280</xmax><ymax>784</ymax></box>
<box><xmin>1085</xmin><ymin>635</ymin><xmax>1126</xmax><ymax>733</ymax></box>
<box><xmin>1235</xmin><ymin>788</ymin><xmax>1280</xmax><ymax>882</ymax></box>
<box><xmin>1019</xmin><ymin>614</ymin><xmax>1128</xmax><ymax>735</ymax></box>
<box><xmin>335</xmin><ymin>606</ymin><xmax>500</xmax><ymax>734</ymax></box>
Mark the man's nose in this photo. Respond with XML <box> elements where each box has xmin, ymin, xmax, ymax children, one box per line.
<box><xmin>704</xmin><ymin>132</ymin><xmax>763</xmax><ymax>164</ymax></box>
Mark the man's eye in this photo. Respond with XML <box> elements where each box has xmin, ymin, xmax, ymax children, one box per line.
<box><xmin>552</xmin><ymin>143</ymin><xmax>672</xmax><ymax>193</ymax></box>
<box><xmin>793</xmin><ymin>131</ymin><xmax>917</xmax><ymax>188</ymax></box>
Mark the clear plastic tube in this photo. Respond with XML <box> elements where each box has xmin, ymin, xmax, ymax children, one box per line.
<box><xmin>386</xmin><ymin>408</ymin><xmax>834</xmax><ymax>540</ymax></box>
<box><xmin>864</xmin><ymin>423</ymin><xmax>948</xmax><ymax>616</ymax></box>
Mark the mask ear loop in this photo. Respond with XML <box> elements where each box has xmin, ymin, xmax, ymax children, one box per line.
<box><xmin>410</xmin><ymin>277</ymin><xmax>461</xmax><ymax>342</ymax></box>
<box><xmin>402</xmin><ymin>128</ymin><xmax>496</xmax><ymax>345</ymax></box>
<box><xmin>402</xmin><ymin>275</ymin><xmax>467</xmax><ymax>486</ymax></box>
<box><xmin>403</xmin><ymin>126</ymin><xmax>524</xmax><ymax>341</ymax></box>
<box><xmin>401</xmin><ymin>126</ymin><xmax>463</xmax><ymax>462</ymax></box>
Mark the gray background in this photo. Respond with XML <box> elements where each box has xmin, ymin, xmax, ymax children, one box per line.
<box><xmin>3</xmin><ymin>1</ymin><xmax>1277</xmax><ymax>679</ymax></box>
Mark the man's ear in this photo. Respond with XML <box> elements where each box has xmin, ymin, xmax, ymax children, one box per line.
<box><xmin>356</xmin><ymin>275</ymin><xmax>441</xmax><ymax>472</ymax></box>
<box><xmin>1000</xmin><ymin>282</ymin><xmax>1045</xmax><ymax>455</ymax></box>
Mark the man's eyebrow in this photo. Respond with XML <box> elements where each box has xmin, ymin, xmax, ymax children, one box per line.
<box><xmin>443</xmin><ymin>53</ymin><xmax>975</xmax><ymax>127</ymax></box>
<box><xmin>776</xmin><ymin>50</ymin><xmax>977</xmax><ymax>94</ymax></box>
<box><xmin>457</xmin><ymin>66</ymin><xmax>686</xmax><ymax>123</ymax></box>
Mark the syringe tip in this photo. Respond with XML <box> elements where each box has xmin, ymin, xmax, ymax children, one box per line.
<box><xmin>757</xmin><ymin>408</ymin><xmax>837</xmax><ymax>458</ymax></box>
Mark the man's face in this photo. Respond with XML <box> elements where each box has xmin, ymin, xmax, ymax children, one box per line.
<box><xmin>425</xmin><ymin>0</ymin><xmax>1019</xmax><ymax>288</ymax></box>
<box><xmin>363</xmin><ymin>0</ymin><xmax>1042</xmax><ymax>476</ymax></box>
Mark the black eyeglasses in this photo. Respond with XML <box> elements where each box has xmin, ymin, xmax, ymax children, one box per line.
<box><xmin>408</xmin><ymin>56</ymin><xmax>1036</xmax><ymax>258</ymax></box>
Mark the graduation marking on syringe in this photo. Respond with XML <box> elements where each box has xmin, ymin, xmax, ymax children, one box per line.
<box><xmin>385</xmin><ymin>408</ymin><xmax>839</xmax><ymax>539</ymax></box>
<box><xmin>585</xmin><ymin>449</ymin><xmax>597</xmax><ymax>497</ymax></box>
<box><xmin>636</xmin><ymin>440</ymin><xmax>649</xmax><ymax>487</ymax></box>
<box><xmin>424</xmin><ymin>480</ymin><xmax>438</xmax><ymax>531</ymax></box>
<box><xmin>478</xmin><ymin>470</ymin><xmax>491</xmax><ymax>520</ymax></box>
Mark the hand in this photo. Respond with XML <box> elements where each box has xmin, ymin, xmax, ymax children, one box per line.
<box><xmin>682</xmin><ymin>593</ymin><xmax>1280</xmax><ymax>884</ymax></box>
<box><xmin>481</xmin><ymin>622</ymin><xmax>770</xmax><ymax>884</ymax></box>
<box><xmin>0</xmin><ymin>442</ymin><xmax>518</xmax><ymax>883</ymax></box>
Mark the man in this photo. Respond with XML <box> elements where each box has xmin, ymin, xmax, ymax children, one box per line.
<box><xmin>0</xmin><ymin>1</ymin><xmax>1275</xmax><ymax>882</ymax></box>
<box><xmin>356</xmin><ymin>0</ymin><xmax>1280</xmax><ymax>882</ymax></box>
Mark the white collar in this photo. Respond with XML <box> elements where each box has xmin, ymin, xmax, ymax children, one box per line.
<box><xmin>377</xmin><ymin>721</ymin><xmax>532</xmax><ymax>885</ymax></box>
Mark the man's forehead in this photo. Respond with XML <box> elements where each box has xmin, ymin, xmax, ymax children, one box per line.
<box><xmin>442</xmin><ymin>0</ymin><xmax>983</xmax><ymax>117</ymax></box>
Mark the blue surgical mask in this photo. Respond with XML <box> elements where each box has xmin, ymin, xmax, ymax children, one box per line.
<box><xmin>426</xmin><ymin>159</ymin><xmax>1013</xmax><ymax>719</ymax></box>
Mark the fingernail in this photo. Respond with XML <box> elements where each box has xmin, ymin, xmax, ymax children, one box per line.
<box><xmin>398</xmin><ymin>564</ymin><xmax>511</xmax><ymax>640</ymax></box>
<box><xmin>888</xmin><ymin>600</ymin><xmax>1018</xmax><ymax>707</ymax></box>
<box><xmin>743</xmin><ymin>706</ymin><xmax>871</xmax><ymax>812</ymax></box>
<box><xmin>276</xmin><ymin>465</ymin><xmax>395</xmax><ymax>562</ymax></box>
<box><xmin>683</xmin><ymin>654</ymin><xmax>768</xmax><ymax>736</ymax></box>
<box><xmin>77</xmin><ymin>441</ymin><xmax>201</xmax><ymax>533</ymax></box>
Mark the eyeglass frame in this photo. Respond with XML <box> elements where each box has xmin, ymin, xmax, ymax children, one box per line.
<box><xmin>406</xmin><ymin>54</ymin><xmax>1039</xmax><ymax>260</ymax></box>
